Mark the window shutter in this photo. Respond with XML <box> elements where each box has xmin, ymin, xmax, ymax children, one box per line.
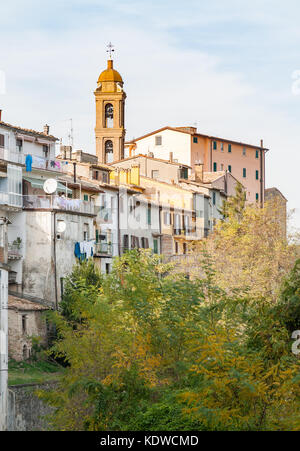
<box><xmin>0</xmin><ymin>134</ymin><xmax>4</xmax><ymax>148</ymax></box>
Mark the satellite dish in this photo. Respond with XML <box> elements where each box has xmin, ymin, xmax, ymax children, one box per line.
<box><xmin>57</xmin><ymin>220</ymin><xmax>66</xmax><ymax>233</ymax></box>
<box><xmin>43</xmin><ymin>178</ymin><xmax>57</xmax><ymax>194</ymax></box>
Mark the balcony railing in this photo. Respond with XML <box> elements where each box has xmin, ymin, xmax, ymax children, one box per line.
<box><xmin>173</xmin><ymin>227</ymin><xmax>197</xmax><ymax>237</ymax></box>
<box><xmin>0</xmin><ymin>192</ymin><xmax>23</xmax><ymax>208</ymax></box>
<box><xmin>94</xmin><ymin>242</ymin><xmax>112</xmax><ymax>256</ymax></box>
<box><xmin>8</xmin><ymin>242</ymin><xmax>23</xmax><ymax>260</ymax></box>
<box><xmin>0</xmin><ymin>148</ymin><xmax>24</xmax><ymax>164</ymax></box>
<box><xmin>0</xmin><ymin>148</ymin><xmax>62</xmax><ymax>172</ymax></box>
<box><xmin>23</xmin><ymin>195</ymin><xmax>95</xmax><ymax>214</ymax></box>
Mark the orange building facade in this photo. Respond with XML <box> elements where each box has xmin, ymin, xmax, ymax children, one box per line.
<box><xmin>126</xmin><ymin>126</ymin><xmax>268</xmax><ymax>205</ymax></box>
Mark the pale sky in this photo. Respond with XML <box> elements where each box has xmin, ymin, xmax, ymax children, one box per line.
<box><xmin>0</xmin><ymin>0</ymin><xmax>299</xmax><ymax>227</ymax></box>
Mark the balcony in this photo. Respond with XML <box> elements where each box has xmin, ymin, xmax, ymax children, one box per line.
<box><xmin>173</xmin><ymin>227</ymin><xmax>197</xmax><ymax>238</ymax></box>
<box><xmin>0</xmin><ymin>148</ymin><xmax>62</xmax><ymax>172</ymax></box>
<box><xmin>23</xmin><ymin>195</ymin><xmax>95</xmax><ymax>215</ymax></box>
<box><xmin>0</xmin><ymin>148</ymin><xmax>24</xmax><ymax>165</ymax></box>
<box><xmin>8</xmin><ymin>242</ymin><xmax>23</xmax><ymax>260</ymax></box>
<box><xmin>94</xmin><ymin>242</ymin><xmax>112</xmax><ymax>256</ymax></box>
<box><xmin>0</xmin><ymin>192</ymin><xmax>23</xmax><ymax>208</ymax></box>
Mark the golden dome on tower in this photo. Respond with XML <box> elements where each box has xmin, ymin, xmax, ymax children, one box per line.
<box><xmin>98</xmin><ymin>60</ymin><xmax>123</xmax><ymax>84</ymax></box>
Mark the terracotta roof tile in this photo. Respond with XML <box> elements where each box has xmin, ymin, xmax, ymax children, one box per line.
<box><xmin>0</xmin><ymin>121</ymin><xmax>58</xmax><ymax>141</ymax></box>
<box><xmin>8</xmin><ymin>295</ymin><xmax>49</xmax><ymax>311</ymax></box>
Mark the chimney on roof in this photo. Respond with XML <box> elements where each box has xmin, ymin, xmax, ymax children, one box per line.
<box><xmin>43</xmin><ymin>124</ymin><xmax>50</xmax><ymax>135</ymax></box>
<box><xmin>169</xmin><ymin>152</ymin><xmax>173</xmax><ymax>162</ymax></box>
<box><xmin>194</xmin><ymin>164</ymin><xmax>204</xmax><ymax>183</ymax></box>
<box><xmin>0</xmin><ymin>110</ymin><xmax>2</xmax><ymax>121</ymax></box>
<box><xmin>260</xmin><ymin>139</ymin><xmax>264</xmax><ymax>148</ymax></box>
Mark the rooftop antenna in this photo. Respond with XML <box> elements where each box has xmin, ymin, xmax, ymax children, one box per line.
<box><xmin>106</xmin><ymin>42</ymin><xmax>115</xmax><ymax>60</ymax></box>
<box><xmin>68</xmin><ymin>118</ymin><xmax>74</xmax><ymax>148</ymax></box>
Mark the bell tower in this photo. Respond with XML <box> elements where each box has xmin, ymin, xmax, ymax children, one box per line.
<box><xmin>94</xmin><ymin>44</ymin><xmax>126</xmax><ymax>164</ymax></box>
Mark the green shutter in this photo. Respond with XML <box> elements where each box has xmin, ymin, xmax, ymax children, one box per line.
<box><xmin>228</xmin><ymin>165</ymin><xmax>232</xmax><ymax>173</ymax></box>
<box><xmin>153</xmin><ymin>239</ymin><xmax>158</xmax><ymax>254</ymax></box>
<box><xmin>213</xmin><ymin>162</ymin><xmax>217</xmax><ymax>172</ymax></box>
<box><xmin>256</xmin><ymin>170</ymin><xmax>259</xmax><ymax>180</ymax></box>
<box><xmin>83</xmin><ymin>194</ymin><xmax>89</xmax><ymax>201</ymax></box>
<box><xmin>147</xmin><ymin>206</ymin><xmax>151</xmax><ymax>225</ymax></box>
<box><xmin>228</xmin><ymin>144</ymin><xmax>232</xmax><ymax>153</ymax></box>
<box><xmin>96</xmin><ymin>229</ymin><xmax>99</xmax><ymax>243</ymax></box>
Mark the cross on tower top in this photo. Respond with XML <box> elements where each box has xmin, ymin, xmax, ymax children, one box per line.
<box><xmin>106</xmin><ymin>42</ymin><xmax>115</xmax><ymax>59</ymax></box>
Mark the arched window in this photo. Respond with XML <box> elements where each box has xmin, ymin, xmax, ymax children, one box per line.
<box><xmin>105</xmin><ymin>140</ymin><xmax>113</xmax><ymax>164</ymax></box>
<box><xmin>105</xmin><ymin>103</ymin><xmax>114</xmax><ymax>128</ymax></box>
<box><xmin>23</xmin><ymin>344</ymin><xmax>28</xmax><ymax>360</ymax></box>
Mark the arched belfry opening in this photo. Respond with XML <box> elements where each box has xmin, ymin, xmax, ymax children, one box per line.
<box><xmin>105</xmin><ymin>140</ymin><xmax>113</xmax><ymax>164</ymax></box>
<box><xmin>105</xmin><ymin>103</ymin><xmax>114</xmax><ymax>128</ymax></box>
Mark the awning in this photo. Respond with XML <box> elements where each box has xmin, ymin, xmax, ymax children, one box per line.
<box><xmin>23</xmin><ymin>177</ymin><xmax>72</xmax><ymax>194</ymax></box>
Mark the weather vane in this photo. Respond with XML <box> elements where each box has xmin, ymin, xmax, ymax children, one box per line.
<box><xmin>106</xmin><ymin>42</ymin><xmax>115</xmax><ymax>59</ymax></box>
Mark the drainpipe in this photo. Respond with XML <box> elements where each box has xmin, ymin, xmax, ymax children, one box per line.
<box><xmin>117</xmin><ymin>190</ymin><xmax>121</xmax><ymax>257</ymax></box>
<box><xmin>53</xmin><ymin>211</ymin><xmax>58</xmax><ymax>310</ymax></box>
<box><xmin>260</xmin><ymin>140</ymin><xmax>264</xmax><ymax>208</ymax></box>
<box><xmin>210</xmin><ymin>140</ymin><xmax>213</xmax><ymax>172</ymax></box>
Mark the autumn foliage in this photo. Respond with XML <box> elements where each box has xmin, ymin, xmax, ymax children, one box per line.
<box><xmin>39</xmin><ymin>188</ymin><xmax>300</xmax><ymax>431</ymax></box>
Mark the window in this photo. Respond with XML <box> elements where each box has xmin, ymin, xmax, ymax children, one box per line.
<box><xmin>23</xmin><ymin>344</ymin><xmax>28</xmax><ymax>360</ymax></box>
<box><xmin>83</xmin><ymin>223</ymin><xmax>89</xmax><ymax>241</ymax></box>
<box><xmin>155</xmin><ymin>135</ymin><xmax>162</xmax><ymax>146</ymax></box>
<box><xmin>43</xmin><ymin>144</ymin><xmax>49</xmax><ymax>158</ymax></box>
<box><xmin>83</xmin><ymin>194</ymin><xmax>89</xmax><ymax>201</ymax></box>
<box><xmin>243</xmin><ymin>168</ymin><xmax>247</xmax><ymax>178</ymax></box>
<box><xmin>106</xmin><ymin>263</ymin><xmax>110</xmax><ymax>274</ymax></box>
<box><xmin>105</xmin><ymin>140</ymin><xmax>113</xmax><ymax>164</ymax></box>
<box><xmin>105</xmin><ymin>103</ymin><xmax>114</xmax><ymax>128</ymax></box>
<box><xmin>228</xmin><ymin>144</ymin><xmax>232</xmax><ymax>153</ymax></box>
<box><xmin>243</xmin><ymin>147</ymin><xmax>246</xmax><ymax>156</ymax></box>
<box><xmin>147</xmin><ymin>205</ymin><xmax>151</xmax><ymax>225</ymax></box>
<box><xmin>164</xmin><ymin>211</ymin><xmax>171</xmax><ymax>225</ymax></box>
<box><xmin>228</xmin><ymin>165</ymin><xmax>232</xmax><ymax>173</ymax></box>
<box><xmin>213</xmin><ymin>162</ymin><xmax>217</xmax><ymax>172</ymax></box>
<box><xmin>141</xmin><ymin>237</ymin><xmax>149</xmax><ymax>249</ymax></box>
<box><xmin>151</xmin><ymin>170</ymin><xmax>159</xmax><ymax>179</ymax></box>
<box><xmin>193</xmin><ymin>137</ymin><xmax>198</xmax><ymax>144</ymax></box>
<box><xmin>256</xmin><ymin>170</ymin><xmax>259</xmax><ymax>180</ymax></box>
<box><xmin>22</xmin><ymin>315</ymin><xmax>27</xmax><ymax>335</ymax></box>
<box><xmin>175</xmin><ymin>242</ymin><xmax>179</xmax><ymax>254</ymax></box>
<box><xmin>221</xmin><ymin>164</ymin><xmax>224</xmax><ymax>171</ymax></box>
<box><xmin>183</xmin><ymin>243</ymin><xmax>187</xmax><ymax>255</ymax></box>
<box><xmin>221</xmin><ymin>143</ymin><xmax>224</xmax><ymax>152</ymax></box>
<box><xmin>256</xmin><ymin>193</ymin><xmax>259</xmax><ymax>202</ymax></box>
<box><xmin>213</xmin><ymin>141</ymin><xmax>217</xmax><ymax>150</ymax></box>
<box><xmin>256</xmin><ymin>150</ymin><xmax>259</xmax><ymax>159</ymax></box>
<box><xmin>212</xmin><ymin>192</ymin><xmax>216</xmax><ymax>205</ymax></box>
<box><xmin>16</xmin><ymin>139</ymin><xmax>23</xmax><ymax>152</ymax></box>
<box><xmin>123</xmin><ymin>234</ymin><xmax>129</xmax><ymax>251</ymax></box>
<box><xmin>0</xmin><ymin>134</ymin><xmax>4</xmax><ymax>148</ymax></box>
<box><xmin>93</xmin><ymin>170</ymin><xmax>99</xmax><ymax>180</ymax></box>
<box><xmin>153</xmin><ymin>239</ymin><xmax>158</xmax><ymax>254</ymax></box>
<box><xmin>180</xmin><ymin>167</ymin><xmax>188</xmax><ymax>179</ymax></box>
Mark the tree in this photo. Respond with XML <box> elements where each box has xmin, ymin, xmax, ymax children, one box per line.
<box><xmin>39</xmin><ymin>249</ymin><xmax>300</xmax><ymax>431</ymax></box>
<box><xmin>191</xmin><ymin>193</ymin><xmax>297</xmax><ymax>302</ymax></box>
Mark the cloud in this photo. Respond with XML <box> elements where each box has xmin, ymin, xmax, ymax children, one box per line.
<box><xmin>0</xmin><ymin>0</ymin><xmax>299</xmax><ymax>227</ymax></box>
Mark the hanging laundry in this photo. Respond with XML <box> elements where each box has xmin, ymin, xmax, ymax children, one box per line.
<box><xmin>50</xmin><ymin>160</ymin><xmax>56</xmax><ymax>168</ymax></box>
<box><xmin>25</xmin><ymin>154</ymin><xmax>32</xmax><ymax>172</ymax></box>
<box><xmin>32</xmin><ymin>155</ymin><xmax>46</xmax><ymax>169</ymax></box>
<box><xmin>55</xmin><ymin>160</ymin><xmax>61</xmax><ymax>169</ymax></box>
